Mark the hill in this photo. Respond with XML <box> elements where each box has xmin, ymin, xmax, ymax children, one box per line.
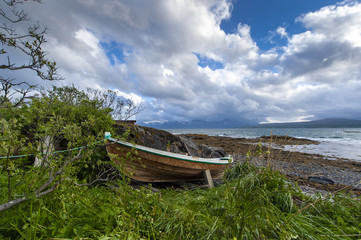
<box><xmin>253</xmin><ymin>118</ymin><xmax>361</xmax><ymax>128</ymax></box>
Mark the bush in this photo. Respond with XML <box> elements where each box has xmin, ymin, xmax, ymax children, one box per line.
<box><xmin>0</xmin><ymin>85</ymin><xmax>116</xmax><ymax>213</ymax></box>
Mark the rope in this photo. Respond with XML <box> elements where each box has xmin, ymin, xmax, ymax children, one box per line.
<box><xmin>0</xmin><ymin>135</ymin><xmax>111</xmax><ymax>159</ymax></box>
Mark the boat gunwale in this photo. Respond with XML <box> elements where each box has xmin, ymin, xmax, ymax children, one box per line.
<box><xmin>107</xmin><ymin>137</ymin><xmax>232</xmax><ymax>165</ymax></box>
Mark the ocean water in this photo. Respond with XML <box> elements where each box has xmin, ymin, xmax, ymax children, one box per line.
<box><xmin>166</xmin><ymin>128</ymin><xmax>361</xmax><ymax>162</ymax></box>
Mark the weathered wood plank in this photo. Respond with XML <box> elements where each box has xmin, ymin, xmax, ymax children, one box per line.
<box><xmin>203</xmin><ymin>169</ymin><xmax>214</xmax><ymax>188</ymax></box>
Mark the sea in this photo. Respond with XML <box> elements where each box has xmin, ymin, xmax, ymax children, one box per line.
<box><xmin>166</xmin><ymin>128</ymin><xmax>361</xmax><ymax>162</ymax></box>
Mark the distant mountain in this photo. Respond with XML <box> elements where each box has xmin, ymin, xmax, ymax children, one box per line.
<box><xmin>253</xmin><ymin>118</ymin><xmax>361</xmax><ymax>128</ymax></box>
<box><xmin>140</xmin><ymin>118</ymin><xmax>361</xmax><ymax>129</ymax></box>
<box><xmin>140</xmin><ymin>119</ymin><xmax>253</xmax><ymax>129</ymax></box>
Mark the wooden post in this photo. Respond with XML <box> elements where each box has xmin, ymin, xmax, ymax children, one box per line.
<box><xmin>34</xmin><ymin>136</ymin><xmax>54</xmax><ymax>167</ymax></box>
<box><xmin>203</xmin><ymin>169</ymin><xmax>214</xmax><ymax>188</ymax></box>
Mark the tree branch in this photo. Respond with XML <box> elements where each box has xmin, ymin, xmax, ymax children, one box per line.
<box><xmin>0</xmin><ymin>180</ymin><xmax>59</xmax><ymax>212</ymax></box>
<box><xmin>69</xmin><ymin>167</ymin><xmax>121</xmax><ymax>187</ymax></box>
<box><xmin>36</xmin><ymin>147</ymin><xmax>84</xmax><ymax>194</ymax></box>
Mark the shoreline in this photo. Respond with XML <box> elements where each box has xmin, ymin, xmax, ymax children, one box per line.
<box><xmin>169</xmin><ymin>127</ymin><xmax>361</xmax><ymax>161</ymax></box>
<box><xmin>182</xmin><ymin>134</ymin><xmax>361</xmax><ymax>194</ymax></box>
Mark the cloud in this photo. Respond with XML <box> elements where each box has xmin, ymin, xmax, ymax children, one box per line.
<box><xmin>298</xmin><ymin>1</ymin><xmax>361</xmax><ymax>47</ymax></box>
<box><xmin>276</xmin><ymin>27</ymin><xmax>288</xmax><ymax>39</ymax></box>
<box><xmin>273</xmin><ymin>1</ymin><xmax>361</xmax><ymax>120</ymax></box>
<box><xmin>7</xmin><ymin>0</ymin><xmax>361</xmax><ymax>124</ymax></box>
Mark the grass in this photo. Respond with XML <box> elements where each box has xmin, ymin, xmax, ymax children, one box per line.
<box><xmin>0</xmin><ymin>161</ymin><xmax>360</xmax><ymax>239</ymax></box>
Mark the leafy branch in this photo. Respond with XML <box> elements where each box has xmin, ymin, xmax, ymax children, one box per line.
<box><xmin>0</xmin><ymin>147</ymin><xmax>84</xmax><ymax>212</ymax></box>
<box><xmin>0</xmin><ymin>0</ymin><xmax>62</xmax><ymax>108</ymax></box>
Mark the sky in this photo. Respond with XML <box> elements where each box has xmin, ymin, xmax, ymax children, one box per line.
<box><xmin>3</xmin><ymin>0</ymin><xmax>361</xmax><ymax>124</ymax></box>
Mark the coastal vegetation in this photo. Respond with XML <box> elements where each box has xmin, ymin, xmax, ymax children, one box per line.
<box><xmin>1</xmin><ymin>82</ymin><xmax>360</xmax><ymax>239</ymax></box>
<box><xmin>1</xmin><ymin>148</ymin><xmax>360</xmax><ymax>239</ymax></box>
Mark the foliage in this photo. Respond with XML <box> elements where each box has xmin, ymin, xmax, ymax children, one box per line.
<box><xmin>0</xmin><ymin>85</ymin><xmax>116</xmax><ymax>212</ymax></box>
<box><xmin>34</xmin><ymin>85</ymin><xmax>114</xmax><ymax>138</ymax></box>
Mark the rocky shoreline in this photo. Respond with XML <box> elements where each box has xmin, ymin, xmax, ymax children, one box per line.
<box><xmin>115</xmin><ymin>124</ymin><xmax>360</xmax><ymax>195</ymax></box>
<box><xmin>182</xmin><ymin>134</ymin><xmax>361</xmax><ymax>195</ymax></box>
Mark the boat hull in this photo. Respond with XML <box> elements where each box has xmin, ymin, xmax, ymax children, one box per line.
<box><xmin>106</xmin><ymin>139</ymin><xmax>232</xmax><ymax>182</ymax></box>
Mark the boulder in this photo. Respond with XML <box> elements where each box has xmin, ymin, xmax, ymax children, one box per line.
<box><xmin>308</xmin><ymin>176</ymin><xmax>335</xmax><ymax>184</ymax></box>
<box><xmin>113</xmin><ymin>124</ymin><xmax>226</xmax><ymax>158</ymax></box>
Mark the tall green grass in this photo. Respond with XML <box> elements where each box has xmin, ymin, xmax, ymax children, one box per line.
<box><xmin>1</xmin><ymin>162</ymin><xmax>360</xmax><ymax>239</ymax></box>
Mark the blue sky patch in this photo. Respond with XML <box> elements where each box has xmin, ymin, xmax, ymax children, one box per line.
<box><xmin>194</xmin><ymin>53</ymin><xmax>224</xmax><ymax>70</ymax></box>
<box><xmin>220</xmin><ymin>0</ymin><xmax>341</xmax><ymax>51</ymax></box>
<box><xmin>100</xmin><ymin>41</ymin><xmax>131</xmax><ymax>65</ymax></box>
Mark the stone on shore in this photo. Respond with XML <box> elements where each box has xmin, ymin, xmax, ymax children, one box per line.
<box><xmin>113</xmin><ymin>124</ymin><xmax>226</xmax><ymax>158</ymax></box>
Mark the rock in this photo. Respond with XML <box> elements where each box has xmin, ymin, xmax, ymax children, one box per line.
<box><xmin>308</xmin><ymin>176</ymin><xmax>335</xmax><ymax>184</ymax></box>
<box><xmin>259</xmin><ymin>135</ymin><xmax>319</xmax><ymax>145</ymax></box>
<box><xmin>199</xmin><ymin>144</ymin><xmax>226</xmax><ymax>158</ymax></box>
<box><xmin>177</xmin><ymin>135</ymin><xmax>201</xmax><ymax>156</ymax></box>
<box><xmin>210</xmin><ymin>147</ymin><xmax>226</xmax><ymax>158</ymax></box>
<box><xmin>114</xmin><ymin>124</ymin><xmax>188</xmax><ymax>153</ymax></box>
<box><xmin>113</xmin><ymin>124</ymin><xmax>227</xmax><ymax>158</ymax></box>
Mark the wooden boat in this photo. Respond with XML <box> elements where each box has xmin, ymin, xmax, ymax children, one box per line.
<box><xmin>105</xmin><ymin>133</ymin><xmax>233</xmax><ymax>182</ymax></box>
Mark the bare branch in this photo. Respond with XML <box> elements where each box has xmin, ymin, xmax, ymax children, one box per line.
<box><xmin>85</xmin><ymin>88</ymin><xmax>144</xmax><ymax>121</ymax></box>
<box><xmin>0</xmin><ymin>0</ymin><xmax>29</xmax><ymax>23</ymax></box>
<box><xmin>120</xmin><ymin>98</ymin><xmax>145</xmax><ymax>121</ymax></box>
<box><xmin>70</xmin><ymin>166</ymin><xmax>121</xmax><ymax>187</ymax></box>
<box><xmin>0</xmin><ymin>77</ymin><xmax>33</xmax><ymax>108</ymax></box>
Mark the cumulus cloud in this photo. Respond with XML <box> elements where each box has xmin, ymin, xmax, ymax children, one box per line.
<box><xmin>7</xmin><ymin>0</ymin><xmax>361</xmax><ymax>123</ymax></box>
<box><xmin>276</xmin><ymin>27</ymin><xmax>288</xmax><ymax>39</ymax></box>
